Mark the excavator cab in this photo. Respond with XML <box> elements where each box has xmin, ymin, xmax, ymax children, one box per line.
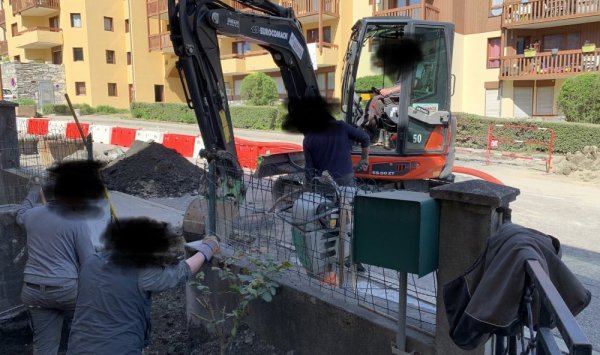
<box><xmin>342</xmin><ymin>18</ymin><xmax>456</xmax><ymax>184</ymax></box>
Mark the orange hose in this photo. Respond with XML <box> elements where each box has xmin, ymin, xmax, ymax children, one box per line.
<box><xmin>453</xmin><ymin>166</ymin><xmax>504</xmax><ymax>185</ymax></box>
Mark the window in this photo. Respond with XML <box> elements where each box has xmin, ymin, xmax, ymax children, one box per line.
<box><xmin>75</xmin><ymin>82</ymin><xmax>86</xmax><ymax>96</ymax></box>
<box><xmin>126</xmin><ymin>51</ymin><xmax>131</xmax><ymax>65</ymax></box>
<box><xmin>49</xmin><ymin>16</ymin><xmax>60</xmax><ymax>29</ymax></box>
<box><xmin>70</xmin><ymin>13</ymin><xmax>81</xmax><ymax>28</ymax></box>
<box><xmin>125</xmin><ymin>19</ymin><xmax>130</xmax><ymax>33</ymax></box>
<box><xmin>108</xmin><ymin>83</ymin><xmax>117</xmax><ymax>97</ymax></box>
<box><xmin>543</xmin><ymin>34</ymin><xmax>561</xmax><ymax>52</ymax></box>
<box><xmin>73</xmin><ymin>47</ymin><xmax>84</xmax><ymax>61</ymax></box>
<box><xmin>566</xmin><ymin>33</ymin><xmax>580</xmax><ymax>50</ymax></box>
<box><xmin>490</xmin><ymin>0</ymin><xmax>503</xmax><ymax>16</ymax></box>
<box><xmin>11</xmin><ymin>23</ymin><xmax>18</xmax><ymax>37</ymax></box>
<box><xmin>154</xmin><ymin>85</ymin><xmax>164</xmax><ymax>102</ymax></box>
<box><xmin>232</xmin><ymin>41</ymin><xmax>251</xmax><ymax>55</ymax></box>
<box><xmin>52</xmin><ymin>48</ymin><xmax>62</xmax><ymax>64</ymax></box>
<box><xmin>306</xmin><ymin>27</ymin><xmax>332</xmax><ymax>44</ymax></box>
<box><xmin>13</xmin><ymin>55</ymin><xmax>20</xmax><ymax>63</ymax></box>
<box><xmin>106</xmin><ymin>50</ymin><xmax>115</xmax><ymax>64</ymax></box>
<box><xmin>487</xmin><ymin>37</ymin><xmax>501</xmax><ymax>69</ymax></box>
<box><xmin>104</xmin><ymin>17</ymin><xmax>113</xmax><ymax>31</ymax></box>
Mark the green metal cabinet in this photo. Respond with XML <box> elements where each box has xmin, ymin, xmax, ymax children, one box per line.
<box><xmin>353</xmin><ymin>190</ymin><xmax>440</xmax><ymax>277</ymax></box>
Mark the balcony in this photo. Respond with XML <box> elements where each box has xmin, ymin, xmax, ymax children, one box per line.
<box><xmin>373</xmin><ymin>3</ymin><xmax>440</xmax><ymax>21</ymax></box>
<box><xmin>500</xmin><ymin>49</ymin><xmax>600</xmax><ymax>79</ymax></box>
<box><xmin>502</xmin><ymin>0</ymin><xmax>600</xmax><ymax>28</ymax></box>
<box><xmin>148</xmin><ymin>32</ymin><xmax>173</xmax><ymax>52</ymax></box>
<box><xmin>147</xmin><ymin>0</ymin><xmax>168</xmax><ymax>20</ymax></box>
<box><xmin>230</xmin><ymin>0</ymin><xmax>339</xmax><ymax>21</ymax></box>
<box><xmin>13</xmin><ymin>27</ymin><xmax>62</xmax><ymax>49</ymax></box>
<box><xmin>12</xmin><ymin>0</ymin><xmax>60</xmax><ymax>16</ymax></box>
<box><xmin>0</xmin><ymin>9</ymin><xmax>5</xmax><ymax>29</ymax></box>
<box><xmin>0</xmin><ymin>41</ymin><xmax>8</xmax><ymax>56</ymax></box>
<box><xmin>313</xmin><ymin>42</ymin><xmax>338</xmax><ymax>67</ymax></box>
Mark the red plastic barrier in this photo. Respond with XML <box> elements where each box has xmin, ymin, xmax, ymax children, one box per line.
<box><xmin>66</xmin><ymin>122</ymin><xmax>90</xmax><ymax>139</ymax></box>
<box><xmin>110</xmin><ymin>127</ymin><xmax>138</xmax><ymax>147</ymax></box>
<box><xmin>235</xmin><ymin>138</ymin><xmax>302</xmax><ymax>169</ymax></box>
<box><xmin>27</xmin><ymin>118</ymin><xmax>49</xmax><ymax>135</ymax></box>
<box><xmin>162</xmin><ymin>133</ymin><xmax>196</xmax><ymax>157</ymax></box>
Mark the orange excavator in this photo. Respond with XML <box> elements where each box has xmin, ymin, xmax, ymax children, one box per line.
<box><xmin>168</xmin><ymin>0</ymin><xmax>500</xmax><ymax>195</ymax></box>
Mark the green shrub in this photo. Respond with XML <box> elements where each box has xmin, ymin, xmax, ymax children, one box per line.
<box><xmin>14</xmin><ymin>98</ymin><xmax>36</xmax><ymax>105</ymax></box>
<box><xmin>230</xmin><ymin>106</ymin><xmax>279</xmax><ymax>129</ymax></box>
<box><xmin>130</xmin><ymin>102</ymin><xmax>197</xmax><ymax>123</ymax></box>
<box><xmin>74</xmin><ymin>103</ymin><xmax>94</xmax><ymax>115</ymax></box>
<box><xmin>95</xmin><ymin>105</ymin><xmax>128</xmax><ymax>114</ymax></box>
<box><xmin>455</xmin><ymin>112</ymin><xmax>600</xmax><ymax>154</ymax></box>
<box><xmin>130</xmin><ymin>102</ymin><xmax>279</xmax><ymax>130</ymax></box>
<box><xmin>354</xmin><ymin>75</ymin><xmax>394</xmax><ymax>92</ymax></box>
<box><xmin>42</xmin><ymin>104</ymin><xmax>70</xmax><ymax>115</ymax></box>
<box><xmin>557</xmin><ymin>73</ymin><xmax>600</xmax><ymax>124</ymax></box>
<box><xmin>240</xmin><ymin>72</ymin><xmax>279</xmax><ymax>106</ymax></box>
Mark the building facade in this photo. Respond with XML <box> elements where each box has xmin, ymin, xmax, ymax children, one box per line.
<box><xmin>1</xmin><ymin>0</ymin><xmax>598</xmax><ymax>116</ymax></box>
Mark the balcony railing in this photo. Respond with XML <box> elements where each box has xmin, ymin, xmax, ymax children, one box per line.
<box><xmin>281</xmin><ymin>0</ymin><xmax>339</xmax><ymax>17</ymax></box>
<box><xmin>231</xmin><ymin>0</ymin><xmax>339</xmax><ymax>17</ymax></box>
<box><xmin>147</xmin><ymin>0</ymin><xmax>167</xmax><ymax>18</ymax></box>
<box><xmin>0</xmin><ymin>40</ymin><xmax>8</xmax><ymax>56</ymax></box>
<box><xmin>12</xmin><ymin>0</ymin><xmax>60</xmax><ymax>16</ymax></box>
<box><xmin>0</xmin><ymin>9</ymin><xmax>5</xmax><ymax>29</ymax></box>
<box><xmin>502</xmin><ymin>0</ymin><xmax>600</xmax><ymax>27</ymax></box>
<box><xmin>373</xmin><ymin>3</ymin><xmax>440</xmax><ymax>21</ymax></box>
<box><xmin>149</xmin><ymin>32</ymin><xmax>172</xmax><ymax>51</ymax></box>
<box><xmin>500</xmin><ymin>49</ymin><xmax>600</xmax><ymax>79</ymax></box>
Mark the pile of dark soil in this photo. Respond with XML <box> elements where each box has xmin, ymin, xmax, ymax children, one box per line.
<box><xmin>102</xmin><ymin>141</ymin><xmax>206</xmax><ymax>198</ymax></box>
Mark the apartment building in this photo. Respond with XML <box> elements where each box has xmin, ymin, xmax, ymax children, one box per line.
<box><xmin>1</xmin><ymin>1</ymin><xmax>598</xmax><ymax>116</ymax></box>
<box><xmin>0</xmin><ymin>0</ymin><xmax>185</xmax><ymax>108</ymax></box>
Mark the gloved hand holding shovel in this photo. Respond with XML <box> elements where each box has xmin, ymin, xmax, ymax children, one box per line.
<box><xmin>185</xmin><ymin>235</ymin><xmax>220</xmax><ymax>262</ymax></box>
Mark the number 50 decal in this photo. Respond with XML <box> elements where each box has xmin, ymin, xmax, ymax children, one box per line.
<box><xmin>412</xmin><ymin>134</ymin><xmax>422</xmax><ymax>143</ymax></box>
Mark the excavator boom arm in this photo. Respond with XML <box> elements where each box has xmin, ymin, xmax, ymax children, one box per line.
<box><xmin>168</xmin><ymin>0</ymin><xmax>319</xmax><ymax>161</ymax></box>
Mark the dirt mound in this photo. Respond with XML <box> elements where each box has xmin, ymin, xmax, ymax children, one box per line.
<box><xmin>553</xmin><ymin>146</ymin><xmax>600</xmax><ymax>182</ymax></box>
<box><xmin>102</xmin><ymin>141</ymin><xmax>206</xmax><ymax>198</ymax></box>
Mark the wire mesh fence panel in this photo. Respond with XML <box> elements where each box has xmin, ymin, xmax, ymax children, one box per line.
<box><xmin>199</xmin><ymin>162</ymin><xmax>438</xmax><ymax>332</ymax></box>
<box><xmin>0</xmin><ymin>122</ymin><xmax>87</xmax><ymax>205</ymax></box>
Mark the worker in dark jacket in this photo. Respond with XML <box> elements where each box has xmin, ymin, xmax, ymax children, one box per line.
<box><xmin>17</xmin><ymin>160</ymin><xmax>104</xmax><ymax>355</ymax></box>
<box><xmin>67</xmin><ymin>218</ymin><xmax>219</xmax><ymax>354</ymax></box>
<box><xmin>283</xmin><ymin>95</ymin><xmax>370</xmax><ymax>187</ymax></box>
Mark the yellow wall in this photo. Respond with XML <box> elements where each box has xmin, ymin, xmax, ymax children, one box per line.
<box><xmin>452</xmin><ymin>30</ymin><xmax>501</xmax><ymax>115</ymax></box>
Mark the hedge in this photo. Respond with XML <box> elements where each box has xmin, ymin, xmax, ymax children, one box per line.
<box><xmin>455</xmin><ymin>113</ymin><xmax>600</xmax><ymax>155</ymax></box>
<box><xmin>42</xmin><ymin>103</ymin><xmax>127</xmax><ymax>115</ymax></box>
<box><xmin>130</xmin><ymin>102</ymin><xmax>280</xmax><ymax>129</ymax></box>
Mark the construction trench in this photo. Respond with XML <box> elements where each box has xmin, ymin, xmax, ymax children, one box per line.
<box><xmin>0</xmin><ymin>103</ymin><xmax>591</xmax><ymax>354</ymax></box>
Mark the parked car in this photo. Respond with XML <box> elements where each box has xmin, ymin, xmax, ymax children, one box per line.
<box><xmin>3</xmin><ymin>89</ymin><xmax>16</xmax><ymax>101</ymax></box>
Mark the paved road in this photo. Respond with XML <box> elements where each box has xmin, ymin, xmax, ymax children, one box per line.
<box><xmin>59</xmin><ymin>114</ymin><xmax>600</xmax><ymax>350</ymax></box>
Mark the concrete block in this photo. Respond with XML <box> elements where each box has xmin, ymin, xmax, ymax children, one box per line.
<box><xmin>135</xmin><ymin>130</ymin><xmax>164</xmax><ymax>144</ymax></box>
<box><xmin>48</xmin><ymin>120</ymin><xmax>68</xmax><ymax>137</ymax></box>
<box><xmin>16</xmin><ymin>118</ymin><xmax>28</xmax><ymax>134</ymax></box>
<box><xmin>90</xmin><ymin>125</ymin><xmax>112</xmax><ymax>144</ymax></box>
<box><xmin>187</xmin><ymin>260</ymin><xmax>436</xmax><ymax>355</ymax></box>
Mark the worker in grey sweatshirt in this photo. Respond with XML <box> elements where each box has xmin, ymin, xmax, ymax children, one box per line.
<box><xmin>67</xmin><ymin>218</ymin><xmax>219</xmax><ymax>354</ymax></box>
<box><xmin>17</xmin><ymin>160</ymin><xmax>105</xmax><ymax>355</ymax></box>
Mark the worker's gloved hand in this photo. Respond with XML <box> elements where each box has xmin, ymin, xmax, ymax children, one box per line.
<box><xmin>186</xmin><ymin>236</ymin><xmax>220</xmax><ymax>262</ymax></box>
<box><xmin>355</xmin><ymin>159</ymin><xmax>369</xmax><ymax>172</ymax></box>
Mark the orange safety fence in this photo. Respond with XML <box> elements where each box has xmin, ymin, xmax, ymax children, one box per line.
<box><xmin>486</xmin><ymin>124</ymin><xmax>555</xmax><ymax>172</ymax></box>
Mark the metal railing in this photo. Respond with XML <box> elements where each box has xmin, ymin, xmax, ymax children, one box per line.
<box><xmin>12</xmin><ymin>0</ymin><xmax>59</xmax><ymax>15</ymax></box>
<box><xmin>0</xmin><ymin>41</ymin><xmax>7</xmax><ymax>56</ymax></box>
<box><xmin>146</xmin><ymin>0</ymin><xmax>168</xmax><ymax>17</ymax></box>
<box><xmin>502</xmin><ymin>0</ymin><xmax>600</xmax><ymax>27</ymax></box>
<box><xmin>15</xmin><ymin>26</ymin><xmax>61</xmax><ymax>36</ymax></box>
<box><xmin>373</xmin><ymin>3</ymin><xmax>440</xmax><ymax>21</ymax></box>
<box><xmin>148</xmin><ymin>32</ymin><xmax>172</xmax><ymax>51</ymax></box>
<box><xmin>500</xmin><ymin>49</ymin><xmax>600</xmax><ymax>79</ymax></box>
